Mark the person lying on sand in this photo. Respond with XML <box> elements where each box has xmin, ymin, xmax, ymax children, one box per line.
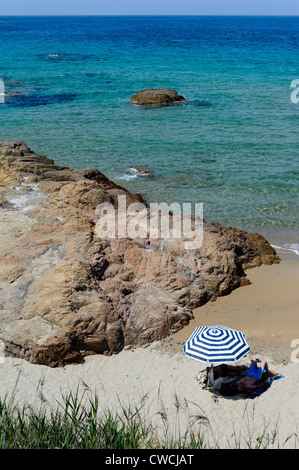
<box><xmin>204</xmin><ymin>364</ymin><xmax>247</xmax><ymax>394</ymax></box>
<box><xmin>205</xmin><ymin>358</ymin><xmax>274</xmax><ymax>396</ymax></box>
<box><xmin>205</xmin><ymin>364</ymin><xmax>247</xmax><ymax>383</ymax></box>
<box><xmin>235</xmin><ymin>358</ymin><xmax>274</xmax><ymax>393</ymax></box>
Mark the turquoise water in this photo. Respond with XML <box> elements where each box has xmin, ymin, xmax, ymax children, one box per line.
<box><xmin>0</xmin><ymin>16</ymin><xmax>298</xmax><ymax>253</ymax></box>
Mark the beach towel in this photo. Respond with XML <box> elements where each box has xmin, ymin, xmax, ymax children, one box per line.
<box><xmin>238</xmin><ymin>371</ymin><xmax>284</xmax><ymax>399</ymax></box>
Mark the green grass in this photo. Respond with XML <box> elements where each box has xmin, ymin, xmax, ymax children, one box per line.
<box><xmin>0</xmin><ymin>381</ymin><xmax>212</xmax><ymax>449</ymax></box>
<box><xmin>0</xmin><ymin>374</ymin><xmax>296</xmax><ymax>449</ymax></box>
<box><xmin>0</xmin><ymin>389</ymin><xmax>151</xmax><ymax>449</ymax></box>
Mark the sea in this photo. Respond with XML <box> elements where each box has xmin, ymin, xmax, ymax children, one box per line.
<box><xmin>0</xmin><ymin>16</ymin><xmax>298</xmax><ymax>256</ymax></box>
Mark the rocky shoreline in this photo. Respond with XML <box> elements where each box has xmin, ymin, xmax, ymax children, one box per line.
<box><xmin>0</xmin><ymin>141</ymin><xmax>279</xmax><ymax>367</ymax></box>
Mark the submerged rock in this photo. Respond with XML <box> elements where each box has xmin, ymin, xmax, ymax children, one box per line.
<box><xmin>134</xmin><ymin>165</ymin><xmax>153</xmax><ymax>178</ymax></box>
<box><xmin>130</xmin><ymin>88</ymin><xmax>186</xmax><ymax>106</ymax></box>
<box><xmin>0</xmin><ymin>141</ymin><xmax>279</xmax><ymax>366</ymax></box>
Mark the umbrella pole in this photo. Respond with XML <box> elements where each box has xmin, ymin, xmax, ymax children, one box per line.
<box><xmin>207</xmin><ymin>363</ymin><xmax>214</xmax><ymax>389</ymax></box>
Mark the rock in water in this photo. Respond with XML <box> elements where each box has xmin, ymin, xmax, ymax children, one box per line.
<box><xmin>0</xmin><ymin>141</ymin><xmax>279</xmax><ymax>366</ymax></box>
<box><xmin>134</xmin><ymin>165</ymin><xmax>153</xmax><ymax>178</ymax></box>
<box><xmin>130</xmin><ymin>88</ymin><xmax>186</xmax><ymax>106</ymax></box>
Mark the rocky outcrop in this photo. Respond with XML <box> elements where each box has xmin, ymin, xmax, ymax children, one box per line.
<box><xmin>134</xmin><ymin>165</ymin><xmax>153</xmax><ymax>178</ymax></box>
<box><xmin>0</xmin><ymin>141</ymin><xmax>279</xmax><ymax>366</ymax></box>
<box><xmin>130</xmin><ymin>88</ymin><xmax>186</xmax><ymax>106</ymax></box>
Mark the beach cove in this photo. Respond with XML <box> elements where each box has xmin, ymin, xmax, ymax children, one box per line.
<box><xmin>0</xmin><ymin>15</ymin><xmax>298</xmax><ymax>449</ymax></box>
<box><xmin>0</xmin><ymin>256</ymin><xmax>298</xmax><ymax>448</ymax></box>
<box><xmin>0</xmin><ymin>141</ymin><xmax>298</xmax><ymax>449</ymax></box>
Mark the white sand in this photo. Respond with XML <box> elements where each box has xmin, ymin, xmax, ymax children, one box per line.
<box><xmin>175</xmin><ymin>258</ymin><xmax>299</xmax><ymax>365</ymax></box>
<box><xmin>0</xmin><ymin>336</ymin><xmax>298</xmax><ymax>448</ymax></box>
<box><xmin>0</xmin><ymin>195</ymin><xmax>298</xmax><ymax>448</ymax></box>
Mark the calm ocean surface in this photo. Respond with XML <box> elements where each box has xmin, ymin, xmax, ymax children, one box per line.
<box><xmin>0</xmin><ymin>16</ymin><xmax>298</xmax><ymax>254</ymax></box>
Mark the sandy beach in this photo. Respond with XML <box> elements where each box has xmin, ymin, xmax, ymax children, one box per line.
<box><xmin>1</xmin><ymin>10</ymin><xmax>298</xmax><ymax>452</ymax></box>
<box><xmin>0</xmin><ymin>252</ymin><xmax>298</xmax><ymax>448</ymax></box>
<box><xmin>0</xmin><ymin>143</ymin><xmax>298</xmax><ymax>448</ymax></box>
<box><xmin>174</xmin><ymin>256</ymin><xmax>299</xmax><ymax>365</ymax></box>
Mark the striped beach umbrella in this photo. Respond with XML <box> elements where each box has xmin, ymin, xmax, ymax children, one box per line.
<box><xmin>184</xmin><ymin>325</ymin><xmax>250</xmax><ymax>364</ymax></box>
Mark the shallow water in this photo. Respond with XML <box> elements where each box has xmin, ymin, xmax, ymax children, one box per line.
<box><xmin>0</xmin><ymin>16</ymin><xmax>298</xmax><ymax>253</ymax></box>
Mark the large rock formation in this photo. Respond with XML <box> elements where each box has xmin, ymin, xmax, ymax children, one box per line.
<box><xmin>130</xmin><ymin>88</ymin><xmax>186</xmax><ymax>106</ymax></box>
<box><xmin>0</xmin><ymin>141</ymin><xmax>279</xmax><ymax>366</ymax></box>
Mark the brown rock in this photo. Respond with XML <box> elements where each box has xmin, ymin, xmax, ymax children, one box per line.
<box><xmin>0</xmin><ymin>141</ymin><xmax>279</xmax><ymax>366</ymax></box>
<box><xmin>130</xmin><ymin>88</ymin><xmax>186</xmax><ymax>106</ymax></box>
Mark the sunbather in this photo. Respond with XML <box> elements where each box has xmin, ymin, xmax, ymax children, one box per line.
<box><xmin>204</xmin><ymin>364</ymin><xmax>248</xmax><ymax>393</ymax></box>
<box><xmin>205</xmin><ymin>358</ymin><xmax>274</xmax><ymax>396</ymax></box>
<box><xmin>206</xmin><ymin>364</ymin><xmax>247</xmax><ymax>381</ymax></box>
<box><xmin>235</xmin><ymin>357</ymin><xmax>273</xmax><ymax>393</ymax></box>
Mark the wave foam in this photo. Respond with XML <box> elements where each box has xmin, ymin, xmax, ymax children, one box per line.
<box><xmin>115</xmin><ymin>167</ymin><xmax>152</xmax><ymax>181</ymax></box>
<box><xmin>5</xmin><ymin>178</ymin><xmax>45</xmax><ymax>212</ymax></box>
<box><xmin>272</xmin><ymin>243</ymin><xmax>299</xmax><ymax>257</ymax></box>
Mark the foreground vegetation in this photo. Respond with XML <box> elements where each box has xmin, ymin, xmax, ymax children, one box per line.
<box><xmin>0</xmin><ymin>388</ymin><xmax>207</xmax><ymax>449</ymax></box>
<box><xmin>0</xmin><ymin>373</ymin><xmax>295</xmax><ymax>449</ymax></box>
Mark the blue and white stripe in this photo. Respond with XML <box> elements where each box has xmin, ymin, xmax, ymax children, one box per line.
<box><xmin>184</xmin><ymin>325</ymin><xmax>250</xmax><ymax>364</ymax></box>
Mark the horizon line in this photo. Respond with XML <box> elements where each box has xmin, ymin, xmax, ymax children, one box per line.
<box><xmin>0</xmin><ymin>14</ymin><xmax>298</xmax><ymax>17</ymax></box>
